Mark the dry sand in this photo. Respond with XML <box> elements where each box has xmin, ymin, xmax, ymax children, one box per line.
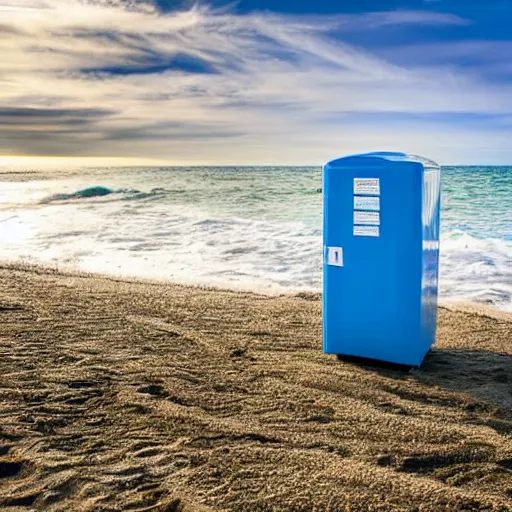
<box><xmin>0</xmin><ymin>265</ymin><xmax>511</xmax><ymax>512</ymax></box>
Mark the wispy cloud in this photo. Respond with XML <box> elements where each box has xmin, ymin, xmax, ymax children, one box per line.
<box><xmin>0</xmin><ymin>0</ymin><xmax>511</xmax><ymax>164</ymax></box>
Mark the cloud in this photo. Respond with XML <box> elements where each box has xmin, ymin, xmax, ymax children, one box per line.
<box><xmin>81</xmin><ymin>53</ymin><xmax>218</xmax><ymax>76</ymax></box>
<box><xmin>0</xmin><ymin>0</ymin><xmax>511</xmax><ymax>164</ymax></box>
<box><xmin>0</xmin><ymin>106</ymin><xmax>114</xmax><ymax>120</ymax></box>
<box><xmin>327</xmin><ymin>9</ymin><xmax>468</xmax><ymax>29</ymax></box>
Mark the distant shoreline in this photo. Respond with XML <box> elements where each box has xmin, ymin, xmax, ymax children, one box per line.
<box><xmin>0</xmin><ymin>260</ymin><xmax>318</xmax><ymax>298</ymax></box>
<box><xmin>0</xmin><ymin>260</ymin><xmax>510</xmax><ymax>317</ymax></box>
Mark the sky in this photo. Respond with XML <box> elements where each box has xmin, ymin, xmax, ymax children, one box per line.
<box><xmin>1</xmin><ymin>0</ymin><xmax>511</xmax><ymax>165</ymax></box>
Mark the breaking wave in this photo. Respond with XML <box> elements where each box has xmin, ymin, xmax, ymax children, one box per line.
<box><xmin>40</xmin><ymin>186</ymin><xmax>168</xmax><ymax>204</ymax></box>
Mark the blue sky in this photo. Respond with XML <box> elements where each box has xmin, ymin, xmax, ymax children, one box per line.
<box><xmin>1</xmin><ymin>0</ymin><xmax>511</xmax><ymax>165</ymax></box>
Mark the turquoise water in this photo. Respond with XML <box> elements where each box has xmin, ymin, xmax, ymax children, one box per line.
<box><xmin>442</xmin><ymin>167</ymin><xmax>511</xmax><ymax>240</ymax></box>
<box><xmin>0</xmin><ymin>165</ymin><xmax>511</xmax><ymax>309</ymax></box>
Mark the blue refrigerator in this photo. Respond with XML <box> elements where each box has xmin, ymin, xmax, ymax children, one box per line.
<box><xmin>323</xmin><ymin>152</ymin><xmax>441</xmax><ymax>366</ymax></box>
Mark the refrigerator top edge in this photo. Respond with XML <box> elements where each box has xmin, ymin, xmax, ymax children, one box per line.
<box><xmin>325</xmin><ymin>152</ymin><xmax>440</xmax><ymax>170</ymax></box>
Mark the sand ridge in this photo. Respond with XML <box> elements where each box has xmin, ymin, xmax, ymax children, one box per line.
<box><xmin>0</xmin><ymin>265</ymin><xmax>511</xmax><ymax>511</ymax></box>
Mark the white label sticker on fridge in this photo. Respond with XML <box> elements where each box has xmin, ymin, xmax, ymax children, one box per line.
<box><xmin>354</xmin><ymin>195</ymin><xmax>380</xmax><ymax>211</ymax></box>
<box><xmin>354</xmin><ymin>211</ymin><xmax>380</xmax><ymax>225</ymax></box>
<box><xmin>354</xmin><ymin>178</ymin><xmax>380</xmax><ymax>195</ymax></box>
<box><xmin>354</xmin><ymin>226</ymin><xmax>379</xmax><ymax>237</ymax></box>
<box><xmin>327</xmin><ymin>246</ymin><xmax>343</xmax><ymax>267</ymax></box>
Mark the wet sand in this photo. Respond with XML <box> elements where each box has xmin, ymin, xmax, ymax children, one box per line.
<box><xmin>0</xmin><ymin>264</ymin><xmax>511</xmax><ymax>511</ymax></box>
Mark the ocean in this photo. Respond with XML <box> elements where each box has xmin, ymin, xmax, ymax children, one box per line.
<box><xmin>0</xmin><ymin>165</ymin><xmax>511</xmax><ymax>311</ymax></box>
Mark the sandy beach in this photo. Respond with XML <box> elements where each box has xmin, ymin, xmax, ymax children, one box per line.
<box><xmin>0</xmin><ymin>264</ymin><xmax>511</xmax><ymax>511</ymax></box>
